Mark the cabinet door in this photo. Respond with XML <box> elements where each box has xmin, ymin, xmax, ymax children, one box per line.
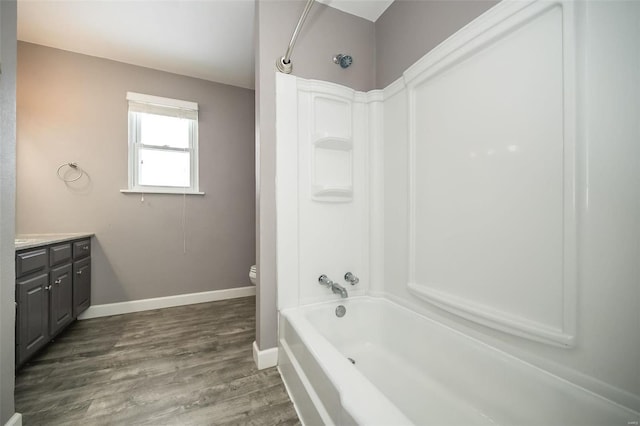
<box><xmin>16</xmin><ymin>273</ymin><xmax>49</xmax><ymax>366</ymax></box>
<box><xmin>50</xmin><ymin>264</ymin><xmax>73</xmax><ymax>336</ymax></box>
<box><xmin>73</xmin><ymin>257</ymin><xmax>91</xmax><ymax>317</ymax></box>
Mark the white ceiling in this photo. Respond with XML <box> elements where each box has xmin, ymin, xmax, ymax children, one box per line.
<box><xmin>317</xmin><ymin>0</ymin><xmax>394</xmax><ymax>22</ymax></box>
<box><xmin>17</xmin><ymin>0</ymin><xmax>394</xmax><ymax>90</ymax></box>
<box><xmin>18</xmin><ymin>0</ymin><xmax>256</xmax><ymax>89</ymax></box>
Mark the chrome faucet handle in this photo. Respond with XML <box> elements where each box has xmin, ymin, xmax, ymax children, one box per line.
<box><xmin>318</xmin><ymin>274</ymin><xmax>333</xmax><ymax>287</ymax></box>
<box><xmin>344</xmin><ymin>272</ymin><xmax>359</xmax><ymax>285</ymax></box>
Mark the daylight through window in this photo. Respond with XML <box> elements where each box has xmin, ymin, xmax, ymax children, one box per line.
<box><xmin>127</xmin><ymin>92</ymin><xmax>199</xmax><ymax>193</ymax></box>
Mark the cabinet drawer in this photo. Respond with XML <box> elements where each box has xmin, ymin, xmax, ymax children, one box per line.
<box><xmin>49</xmin><ymin>243</ymin><xmax>72</xmax><ymax>266</ymax></box>
<box><xmin>72</xmin><ymin>239</ymin><xmax>91</xmax><ymax>259</ymax></box>
<box><xmin>16</xmin><ymin>249</ymin><xmax>47</xmax><ymax>278</ymax></box>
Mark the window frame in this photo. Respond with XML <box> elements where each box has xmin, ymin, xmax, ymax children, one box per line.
<box><xmin>124</xmin><ymin>92</ymin><xmax>202</xmax><ymax>195</ymax></box>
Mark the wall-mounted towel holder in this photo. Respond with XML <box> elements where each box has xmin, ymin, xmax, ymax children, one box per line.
<box><xmin>57</xmin><ymin>162</ymin><xmax>85</xmax><ymax>183</ymax></box>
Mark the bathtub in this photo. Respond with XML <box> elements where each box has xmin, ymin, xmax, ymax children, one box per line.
<box><xmin>278</xmin><ymin>297</ymin><xmax>638</xmax><ymax>426</ymax></box>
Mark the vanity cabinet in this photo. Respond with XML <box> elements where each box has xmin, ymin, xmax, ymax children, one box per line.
<box><xmin>15</xmin><ymin>237</ymin><xmax>92</xmax><ymax>367</ymax></box>
<box><xmin>15</xmin><ymin>273</ymin><xmax>49</xmax><ymax>364</ymax></box>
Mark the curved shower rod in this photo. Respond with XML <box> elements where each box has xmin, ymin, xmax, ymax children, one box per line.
<box><xmin>276</xmin><ymin>0</ymin><xmax>316</xmax><ymax>74</ymax></box>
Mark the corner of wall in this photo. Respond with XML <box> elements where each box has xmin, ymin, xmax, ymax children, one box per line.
<box><xmin>0</xmin><ymin>0</ymin><xmax>18</xmax><ymax>423</ymax></box>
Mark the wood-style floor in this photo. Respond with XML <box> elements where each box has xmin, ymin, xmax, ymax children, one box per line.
<box><xmin>15</xmin><ymin>296</ymin><xmax>300</xmax><ymax>425</ymax></box>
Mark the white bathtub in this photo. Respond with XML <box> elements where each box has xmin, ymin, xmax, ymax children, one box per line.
<box><xmin>278</xmin><ymin>297</ymin><xmax>638</xmax><ymax>426</ymax></box>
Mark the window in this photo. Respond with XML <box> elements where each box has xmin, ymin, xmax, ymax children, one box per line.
<box><xmin>125</xmin><ymin>92</ymin><xmax>201</xmax><ymax>194</ymax></box>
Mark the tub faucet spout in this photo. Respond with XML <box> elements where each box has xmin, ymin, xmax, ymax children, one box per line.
<box><xmin>331</xmin><ymin>283</ymin><xmax>348</xmax><ymax>298</ymax></box>
<box><xmin>318</xmin><ymin>275</ymin><xmax>348</xmax><ymax>298</ymax></box>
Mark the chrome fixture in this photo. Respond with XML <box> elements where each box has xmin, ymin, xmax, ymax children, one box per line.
<box><xmin>335</xmin><ymin>305</ymin><xmax>346</xmax><ymax>318</ymax></box>
<box><xmin>276</xmin><ymin>0</ymin><xmax>316</xmax><ymax>74</ymax></box>
<box><xmin>318</xmin><ymin>274</ymin><xmax>349</xmax><ymax>298</ymax></box>
<box><xmin>57</xmin><ymin>162</ymin><xmax>85</xmax><ymax>183</ymax></box>
<box><xmin>332</xmin><ymin>283</ymin><xmax>348</xmax><ymax>298</ymax></box>
<box><xmin>344</xmin><ymin>272</ymin><xmax>359</xmax><ymax>285</ymax></box>
<box><xmin>318</xmin><ymin>274</ymin><xmax>332</xmax><ymax>286</ymax></box>
<box><xmin>333</xmin><ymin>54</ymin><xmax>353</xmax><ymax>69</ymax></box>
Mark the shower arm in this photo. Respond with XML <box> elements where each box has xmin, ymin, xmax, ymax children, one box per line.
<box><xmin>276</xmin><ymin>0</ymin><xmax>316</xmax><ymax>74</ymax></box>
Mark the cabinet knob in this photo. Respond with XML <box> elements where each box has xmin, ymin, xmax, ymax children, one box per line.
<box><xmin>83</xmin><ymin>246</ymin><xmax>89</xmax><ymax>250</ymax></box>
<box><xmin>77</xmin><ymin>270</ymin><xmax>83</xmax><ymax>275</ymax></box>
<box><xmin>54</xmin><ymin>279</ymin><xmax>62</xmax><ymax>285</ymax></box>
<box><xmin>45</xmin><ymin>285</ymin><xmax>52</xmax><ymax>291</ymax></box>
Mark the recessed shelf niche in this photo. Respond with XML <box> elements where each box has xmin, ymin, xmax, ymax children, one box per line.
<box><xmin>311</xmin><ymin>136</ymin><xmax>353</xmax><ymax>202</ymax></box>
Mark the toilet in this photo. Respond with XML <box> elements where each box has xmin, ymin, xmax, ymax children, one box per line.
<box><xmin>249</xmin><ymin>264</ymin><xmax>257</xmax><ymax>285</ymax></box>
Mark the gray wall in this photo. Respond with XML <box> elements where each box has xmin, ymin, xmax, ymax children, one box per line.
<box><xmin>255</xmin><ymin>0</ymin><xmax>375</xmax><ymax>349</ymax></box>
<box><xmin>0</xmin><ymin>1</ymin><xmax>17</xmax><ymax>423</ymax></box>
<box><xmin>375</xmin><ymin>0</ymin><xmax>498</xmax><ymax>88</ymax></box>
<box><xmin>17</xmin><ymin>42</ymin><xmax>255</xmax><ymax>305</ymax></box>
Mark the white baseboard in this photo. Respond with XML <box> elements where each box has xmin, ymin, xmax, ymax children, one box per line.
<box><xmin>78</xmin><ymin>286</ymin><xmax>256</xmax><ymax>320</ymax></box>
<box><xmin>253</xmin><ymin>340</ymin><xmax>278</xmax><ymax>370</ymax></box>
<box><xmin>4</xmin><ymin>413</ymin><xmax>22</xmax><ymax>426</ymax></box>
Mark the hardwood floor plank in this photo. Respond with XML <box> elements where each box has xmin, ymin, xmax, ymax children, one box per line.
<box><xmin>15</xmin><ymin>296</ymin><xmax>300</xmax><ymax>426</ymax></box>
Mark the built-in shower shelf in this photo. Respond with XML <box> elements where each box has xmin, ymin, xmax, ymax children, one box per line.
<box><xmin>311</xmin><ymin>136</ymin><xmax>353</xmax><ymax>202</ymax></box>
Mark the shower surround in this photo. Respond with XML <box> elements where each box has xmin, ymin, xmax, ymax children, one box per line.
<box><xmin>275</xmin><ymin>0</ymin><xmax>640</xmax><ymax>424</ymax></box>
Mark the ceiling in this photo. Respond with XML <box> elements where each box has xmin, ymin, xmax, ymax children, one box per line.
<box><xmin>317</xmin><ymin>0</ymin><xmax>393</xmax><ymax>22</ymax></box>
<box><xmin>18</xmin><ymin>0</ymin><xmax>257</xmax><ymax>89</ymax></box>
<box><xmin>17</xmin><ymin>0</ymin><xmax>394</xmax><ymax>90</ymax></box>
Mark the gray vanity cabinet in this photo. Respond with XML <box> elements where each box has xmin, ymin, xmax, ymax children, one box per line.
<box><xmin>16</xmin><ymin>237</ymin><xmax>92</xmax><ymax>368</ymax></box>
<box><xmin>16</xmin><ymin>273</ymin><xmax>49</xmax><ymax>366</ymax></box>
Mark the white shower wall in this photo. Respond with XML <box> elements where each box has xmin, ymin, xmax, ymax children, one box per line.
<box><xmin>382</xmin><ymin>0</ymin><xmax>640</xmax><ymax>412</ymax></box>
<box><xmin>276</xmin><ymin>0</ymin><xmax>639</xmax><ymax>413</ymax></box>
<box><xmin>276</xmin><ymin>75</ymin><xmax>381</xmax><ymax>309</ymax></box>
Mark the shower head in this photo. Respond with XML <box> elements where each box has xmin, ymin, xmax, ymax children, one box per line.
<box><xmin>333</xmin><ymin>54</ymin><xmax>353</xmax><ymax>69</ymax></box>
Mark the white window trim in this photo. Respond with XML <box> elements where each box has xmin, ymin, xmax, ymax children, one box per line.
<box><xmin>127</xmin><ymin>92</ymin><xmax>198</xmax><ymax>111</ymax></box>
<box><xmin>124</xmin><ymin>92</ymin><xmax>203</xmax><ymax>195</ymax></box>
<box><xmin>120</xmin><ymin>189</ymin><xmax>205</xmax><ymax>195</ymax></box>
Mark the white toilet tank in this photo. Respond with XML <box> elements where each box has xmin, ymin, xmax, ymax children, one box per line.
<box><xmin>249</xmin><ymin>265</ymin><xmax>256</xmax><ymax>285</ymax></box>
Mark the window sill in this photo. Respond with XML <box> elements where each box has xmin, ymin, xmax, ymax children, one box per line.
<box><xmin>120</xmin><ymin>189</ymin><xmax>205</xmax><ymax>196</ymax></box>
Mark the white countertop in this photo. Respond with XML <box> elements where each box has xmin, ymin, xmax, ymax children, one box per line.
<box><xmin>15</xmin><ymin>233</ymin><xmax>94</xmax><ymax>250</ymax></box>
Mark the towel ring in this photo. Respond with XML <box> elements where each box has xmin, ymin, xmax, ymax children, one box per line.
<box><xmin>57</xmin><ymin>162</ymin><xmax>84</xmax><ymax>182</ymax></box>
